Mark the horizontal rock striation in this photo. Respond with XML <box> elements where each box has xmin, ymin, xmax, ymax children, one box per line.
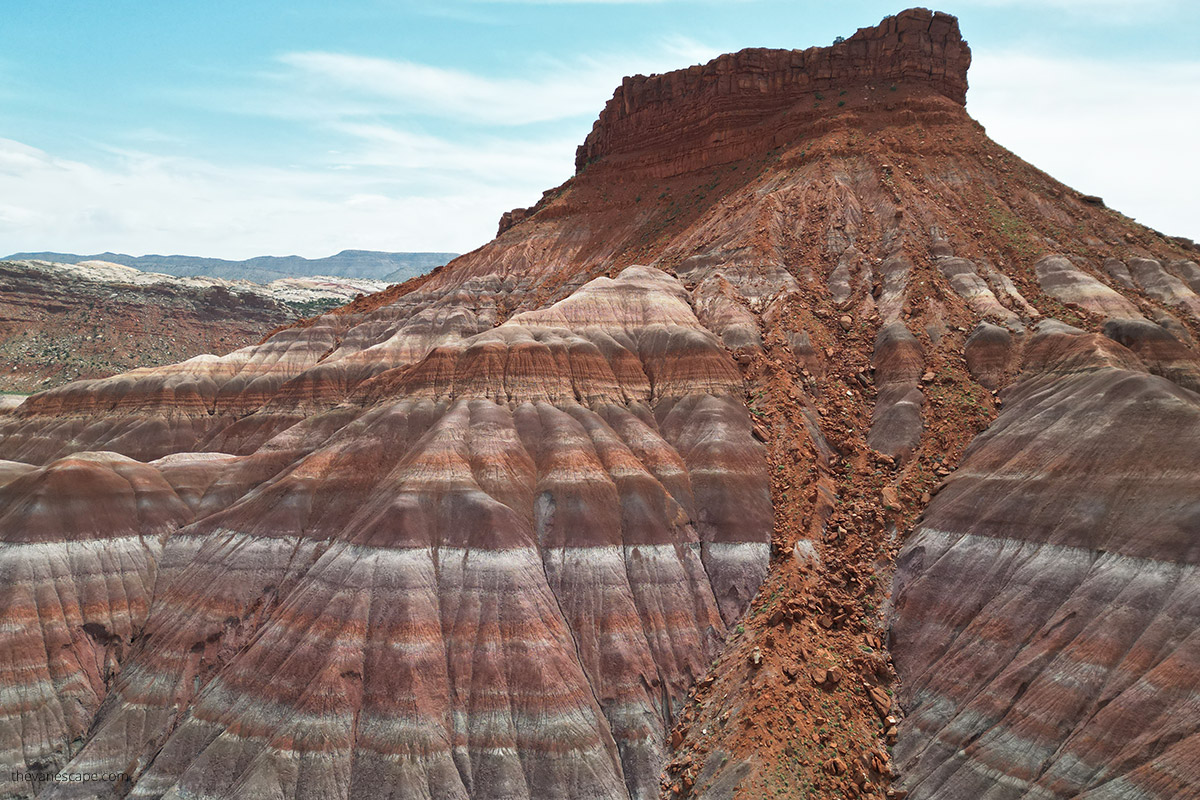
<box><xmin>868</xmin><ymin>322</ymin><xmax>924</xmax><ymax>461</ymax></box>
<box><xmin>891</xmin><ymin>324</ymin><xmax>1200</xmax><ymax>799</ymax></box>
<box><xmin>576</xmin><ymin>8</ymin><xmax>969</xmax><ymax>173</ymax></box>
<box><xmin>1</xmin><ymin>269</ymin><xmax>770</xmax><ymax>800</ymax></box>
<box><xmin>0</xmin><ymin>453</ymin><xmax>190</xmax><ymax>786</ymax></box>
<box><xmin>2</xmin><ymin>7</ymin><xmax>1200</xmax><ymax>800</ymax></box>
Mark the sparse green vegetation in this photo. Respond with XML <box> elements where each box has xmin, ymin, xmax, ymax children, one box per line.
<box><xmin>987</xmin><ymin>202</ymin><xmax>1039</xmax><ymax>260</ymax></box>
<box><xmin>286</xmin><ymin>297</ymin><xmax>345</xmax><ymax>318</ymax></box>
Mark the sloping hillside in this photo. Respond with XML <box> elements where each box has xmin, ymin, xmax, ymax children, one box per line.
<box><xmin>0</xmin><ymin>8</ymin><xmax>1198</xmax><ymax>800</ymax></box>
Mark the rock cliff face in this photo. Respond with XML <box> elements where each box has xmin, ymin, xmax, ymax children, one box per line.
<box><xmin>0</xmin><ymin>260</ymin><xmax>392</xmax><ymax>393</ymax></box>
<box><xmin>2</xmin><ymin>7</ymin><xmax>1199</xmax><ymax>800</ymax></box>
<box><xmin>576</xmin><ymin>8</ymin><xmax>969</xmax><ymax>173</ymax></box>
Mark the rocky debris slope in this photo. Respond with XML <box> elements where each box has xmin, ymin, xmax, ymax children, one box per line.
<box><xmin>1</xmin><ymin>7</ymin><xmax>1199</xmax><ymax>800</ymax></box>
<box><xmin>0</xmin><ymin>259</ymin><xmax>390</xmax><ymax>393</ymax></box>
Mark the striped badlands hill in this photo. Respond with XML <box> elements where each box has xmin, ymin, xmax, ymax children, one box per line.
<box><xmin>891</xmin><ymin>324</ymin><xmax>1200</xmax><ymax>799</ymax></box>
<box><xmin>2</xmin><ymin>7</ymin><xmax>1200</xmax><ymax>800</ymax></box>
<box><xmin>0</xmin><ymin>267</ymin><xmax>771</xmax><ymax>800</ymax></box>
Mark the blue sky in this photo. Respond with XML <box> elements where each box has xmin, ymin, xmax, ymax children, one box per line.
<box><xmin>1</xmin><ymin>0</ymin><xmax>1197</xmax><ymax>258</ymax></box>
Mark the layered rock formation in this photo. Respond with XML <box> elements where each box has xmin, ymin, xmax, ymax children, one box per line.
<box><xmin>576</xmin><ymin>9</ymin><xmax>969</xmax><ymax>173</ymax></box>
<box><xmin>5</xmin><ymin>250</ymin><xmax>456</xmax><ymax>284</ymax></box>
<box><xmin>2</xmin><ymin>7</ymin><xmax>1199</xmax><ymax>800</ymax></box>
<box><xmin>0</xmin><ymin>259</ymin><xmax>392</xmax><ymax>393</ymax></box>
<box><xmin>891</xmin><ymin>324</ymin><xmax>1200</xmax><ymax>799</ymax></box>
<box><xmin>0</xmin><ymin>266</ymin><xmax>771</xmax><ymax>800</ymax></box>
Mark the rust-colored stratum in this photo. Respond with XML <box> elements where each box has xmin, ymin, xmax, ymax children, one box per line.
<box><xmin>2</xmin><ymin>8</ymin><xmax>1199</xmax><ymax>800</ymax></box>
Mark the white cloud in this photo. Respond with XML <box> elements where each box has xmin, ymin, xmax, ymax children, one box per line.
<box><xmin>952</xmin><ymin>0</ymin><xmax>1185</xmax><ymax>25</ymax></box>
<box><xmin>968</xmin><ymin>50</ymin><xmax>1200</xmax><ymax>240</ymax></box>
<box><xmin>275</xmin><ymin>38</ymin><xmax>718</xmax><ymax>126</ymax></box>
<box><xmin>0</xmin><ymin>136</ymin><xmax>556</xmax><ymax>258</ymax></box>
<box><xmin>470</xmin><ymin>0</ymin><xmax>742</xmax><ymax>4</ymax></box>
<box><xmin>957</xmin><ymin>0</ymin><xmax>1177</xmax><ymax>10</ymax></box>
<box><xmin>0</xmin><ymin>37</ymin><xmax>729</xmax><ymax>259</ymax></box>
<box><xmin>10</xmin><ymin>37</ymin><xmax>1195</xmax><ymax>262</ymax></box>
<box><xmin>327</xmin><ymin>122</ymin><xmax>577</xmax><ymax>178</ymax></box>
<box><xmin>279</xmin><ymin>52</ymin><xmax>602</xmax><ymax>125</ymax></box>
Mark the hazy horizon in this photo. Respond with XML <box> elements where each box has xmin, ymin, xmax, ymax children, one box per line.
<box><xmin>3</xmin><ymin>0</ymin><xmax>1197</xmax><ymax>258</ymax></box>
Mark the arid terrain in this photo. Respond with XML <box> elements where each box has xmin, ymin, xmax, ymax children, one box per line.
<box><xmin>5</xmin><ymin>250</ymin><xmax>457</xmax><ymax>284</ymax></box>
<box><xmin>1</xmin><ymin>8</ymin><xmax>1198</xmax><ymax>800</ymax></box>
<box><xmin>0</xmin><ymin>259</ymin><xmax>397</xmax><ymax>393</ymax></box>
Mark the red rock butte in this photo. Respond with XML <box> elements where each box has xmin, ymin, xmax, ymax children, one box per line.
<box><xmin>576</xmin><ymin>9</ymin><xmax>969</xmax><ymax>172</ymax></box>
<box><xmin>2</xmin><ymin>7</ymin><xmax>1200</xmax><ymax>800</ymax></box>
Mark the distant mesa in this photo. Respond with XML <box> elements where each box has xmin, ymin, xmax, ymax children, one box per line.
<box><xmin>0</xmin><ymin>252</ymin><xmax>455</xmax><ymax>393</ymax></box>
<box><xmin>4</xmin><ymin>249</ymin><xmax>458</xmax><ymax>284</ymax></box>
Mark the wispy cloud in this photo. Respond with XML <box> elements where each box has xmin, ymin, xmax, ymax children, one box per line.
<box><xmin>279</xmin><ymin>52</ymin><xmax>602</xmax><ymax>125</ymax></box>
<box><xmin>469</xmin><ymin>0</ymin><xmax>743</xmax><ymax>4</ymax></box>
<box><xmin>327</xmin><ymin>122</ymin><xmax>576</xmax><ymax>177</ymax></box>
<box><xmin>0</xmin><ymin>136</ymin><xmax>549</xmax><ymax>258</ymax></box>
<box><xmin>1</xmin><ymin>36</ymin><xmax>724</xmax><ymax>258</ymax></box>
<box><xmin>10</xmin><ymin>30</ymin><xmax>1195</xmax><ymax>262</ymax></box>
<box><xmin>275</xmin><ymin>37</ymin><xmax>718</xmax><ymax>126</ymax></box>
<box><xmin>956</xmin><ymin>0</ymin><xmax>1181</xmax><ymax>20</ymax></box>
<box><xmin>969</xmin><ymin>49</ymin><xmax>1200</xmax><ymax>238</ymax></box>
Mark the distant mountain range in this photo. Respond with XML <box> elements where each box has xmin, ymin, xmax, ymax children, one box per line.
<box><xmin>4</xmin><ymin>249</ymin><xmax>458</xmax><ymax>284</ymax></box>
